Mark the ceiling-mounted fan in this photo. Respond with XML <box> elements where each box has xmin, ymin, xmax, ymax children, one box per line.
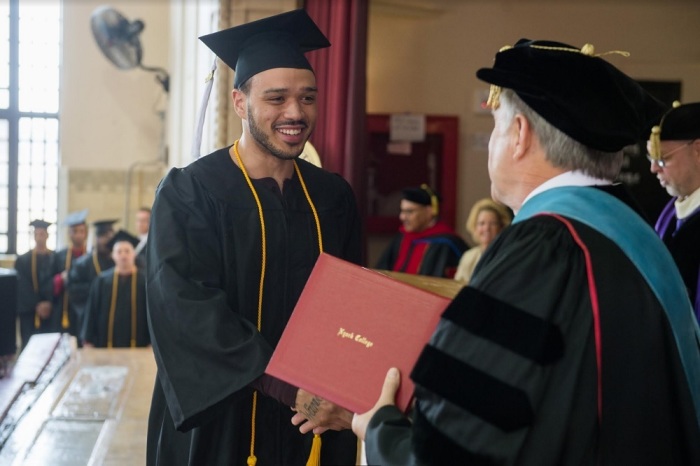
<box><xmin>90</xmin><ymin>5</ymin><xmax>169</xmax><ymax>93</ymax></box>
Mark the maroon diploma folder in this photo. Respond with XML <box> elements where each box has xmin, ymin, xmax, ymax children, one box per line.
<box><xmin>265</xmin><ymin>253</ymin><xmax>456</xmax><ymax>413</ymax></box>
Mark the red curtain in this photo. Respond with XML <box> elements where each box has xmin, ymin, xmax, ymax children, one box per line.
<box><xmin>304</xmin><ymin>0</ymin><xmax>368</xmax><ymax>218</ymax></box>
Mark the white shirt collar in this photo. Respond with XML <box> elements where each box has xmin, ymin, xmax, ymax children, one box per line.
<box><xmin>520</xmin><ymin>170</ymin><xmax>612</xmax><ymax>212</ymax></box>
<box><xmin>675</xmin><ymin>186</ymin><xmax>700</xmax><ymax>219</ymax></box>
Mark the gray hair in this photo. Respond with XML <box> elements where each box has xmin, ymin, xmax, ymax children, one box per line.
<box><xmin>499</xmin><ymin>88</ymin><xmax>624</xmax><ymax>180</ymax></box>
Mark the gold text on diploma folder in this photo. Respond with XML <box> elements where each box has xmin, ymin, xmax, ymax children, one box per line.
<box><xmin>337</xmin><ymin>328</ymin><xmax>374</xmax><ymax>349</ymax></box>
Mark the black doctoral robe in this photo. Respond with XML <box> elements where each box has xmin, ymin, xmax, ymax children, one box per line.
<box><xmin>365</xmin><ymin>185</ymin><xmax>700</xmax><ymax>465</ymax></box>
<box><xmin>52</xmin><ymin>247</ymin><xmax>85</xmax><ymax>337</ymax></box>
<box><xmin>146</xmin><ymin>148</ymin><xmax>362</xmax><ymax>466</ymax></box>
<box><xmin>656</xmin><ymin>199</ymin><xmax>700</xmax><ymax>321</ymax></box>
<box><xmin>67</xmin><ymin>251</ymin><xmax>115</xmax><ymax>329</ymax></box>
<box><xmin>14</xmin><ymin>249</ymin><xmax>57</xmax><ymax>348</ymax></box>
<box><xmin>375</xmin><ymin>224</ymin><xmax>468</xmax><ymax>278</ymax></box>
<box><xmin>81</xmin><ymin>268</ymin><xmax>149</xmax><ymax>348</ymax></box>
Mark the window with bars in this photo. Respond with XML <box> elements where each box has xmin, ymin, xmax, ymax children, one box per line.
<box><xmin>0</xmin><ymin>0</ymin><xmax>60</xmax><ymax>255</ymax></box>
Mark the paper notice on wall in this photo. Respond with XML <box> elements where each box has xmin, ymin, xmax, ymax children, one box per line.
<box><xmin>390</xmin><ymin>114</ymin><xmax>426</xmax><ymax>142</ymax></box>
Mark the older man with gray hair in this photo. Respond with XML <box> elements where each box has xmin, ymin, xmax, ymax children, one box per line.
<box><xmin>353</xmin><ymin>39</ymin><xmax>700</xmax><ymax>465</ymax></box>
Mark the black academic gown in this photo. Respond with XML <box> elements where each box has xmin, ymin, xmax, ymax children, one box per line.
<box><xmin>15</xmin><ymin>250</ymin><xmax>58</xmax><ymax>348</ymax></box>
<box><xmin>375</xmin><ymin>227</ymin><xmax>468</xmax><ymax>278</ymax></box>
<box><xmin>52</xmin><ymin>247</ymin><xmax>85</xmax><ymax>337</ymax></box>
<box><xmin>81</xmin><ymin>268</ymin><xmax>149</xmax><ymax>348</ymax></box>
<box><xmin>146</xmin><ymin>148</ymin><xmax>362</xmax><ymax>466</ymax></box>
<box><xmin>68</xmin><ymin>251</ymin><xmax>114</xmax><ymax>332</ymax></box>
<box><xmin>365</xmin><ymin>185</ymin><xmax>700</xmax><ymax>465</ymax></box>
<box><xmin>656</xmin><ymin>199</ymin><xmax>700</xmax><ymax>321</ymax></box>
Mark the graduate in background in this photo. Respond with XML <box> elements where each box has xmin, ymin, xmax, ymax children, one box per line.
<box><xmin>52</xmin><ymin>209</ymin><xmax>89</xmax><ymax>339</ymax></box>
<box><xmin>82</xmin><ymin>230</ymin><xmax>148</xmax><ymax>348</ymax></box>
<box><xmin>14</xmin><ymin>220</ymin><xmax>56</xmax><ymax>349</ymax></box>
<box><xmin>68</xmin><ymin>219</ymin><xmax>116</xmax><ymax>336</ymax></box>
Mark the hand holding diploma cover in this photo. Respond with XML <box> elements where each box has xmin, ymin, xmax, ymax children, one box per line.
<box><xmin>266</xmin><ymin>253</ymin><xmax>461</xmax><ymax>414</ymax></box>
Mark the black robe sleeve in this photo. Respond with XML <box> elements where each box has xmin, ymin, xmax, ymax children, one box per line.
<box><xmin>68</xmin><ymin>254</ymin><xmax>94</xmax><ymax>313</ymax></box>
<box><xmin>366</xmin><ymin>214</ymin><xmax>700</xmax><ymax>465</ymax></box>
<box><xmin>147</xmin><ymin>168</ymin><xmax>274</xmax><ymax>432</ymax></box>
<box><xmin>15</xmin><ymin>253</ymin><xmax>40</xmax><ymax>316</ymax></box>
<box><xmin>81</xmin><ymin>274</ymin><xmax>104</xmax><ymax>346</ymax></box>
<box><xmin>375</xmin><ymin>235</ymin><xmax>400</xmax><ymax>270</ymax></box>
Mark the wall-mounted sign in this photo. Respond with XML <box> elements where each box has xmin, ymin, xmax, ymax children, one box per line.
<box><xmin>390</xmin><ymin>113</ymin><xmax>426</xmax><ymax>142</ymax></box>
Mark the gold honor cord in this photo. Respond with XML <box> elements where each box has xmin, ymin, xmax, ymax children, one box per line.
<box><xmin>233</xmin><ymin>140</ymin><xmax>323</xmax><ymax>466</ymax></box>
<box><xmin>32</xmin><ymin>249</ymin><xmax>40</xmax><ymax>328</ymax></box>
<box><xmin>60</xmin><ymin>247</ymin><xmax>82</xmax><ymax>329</ymax></box>
<box><xmin>92</xmin><ymin>250</ymin><xmax>102</xmax><ymax>275</ymax></box>
<box><xmin>106</xmin><ymin>269</ymin><xmax>138</xmax><ymax>349</ymax></box>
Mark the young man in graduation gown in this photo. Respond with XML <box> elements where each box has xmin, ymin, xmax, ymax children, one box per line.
<box><xmin>375</xmin><ymin>185</ymin><xmax>468</xmax><ymax>278</ymax></box>
<box><xmin>353</xmin><ymin>40</ymin><xmax>700</xmax><ymax>465</ymax></box>
<box><xmin>67</xmin><ymin>219</ymin><xmax>116</xmax><ymax>335</ymax></box>
<box><xmin>81</xmin><ymin>230</ymin><xmax>148</xmax><ymax>348</ymax></box>
<box><xmin>52</xmin><ymin>209</ymin><xmax>89</xmax><ymax>339</ymax></box>
<box><xmin>146</xmin><ymin>10</ymin><xmax>361</xmax><ymax>466</ymax></box>
<box><xmin>14</xmin><ymin>220</ymin><xmax>57</xmax><ymax>349</ymax></box>
<box><xmin>647</xmin><ymin>102</ymin><xmax>700</xmax><ymax>322</ymax></box>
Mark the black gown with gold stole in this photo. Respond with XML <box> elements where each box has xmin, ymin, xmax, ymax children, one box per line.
<box><xmin>146</xmin><ymin>148</ymin><xmax>362</xmax><ymax>466</ymax></box>
<box><xmin>68</xmin><ymin>251</ymin><xmax>115</xmax><ymax>327</ymax></box>
<box><xmin>14</xmin><ymin>249</ymin><xmax>57</xmax><ymax>348</ymax></box>
<box><xmin>81</xmin><ymin>268</ymin><xmax>149</xmax><ymax>348</ymax></box>
<box><xmin>52</xmin><ymin>247</ymin><xmax>86</xmax><ymax>338</ymax></box>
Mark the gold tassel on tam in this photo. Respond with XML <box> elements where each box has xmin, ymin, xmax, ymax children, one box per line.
<box><xmin>649</xmin><ymin>126</ymin><xmax>662</xmax><ymax>160</ymax></box>
<box><xmin>306</xmin><ymin>434</ymin><xmax>322</xmax><ymax>466</ymax></box>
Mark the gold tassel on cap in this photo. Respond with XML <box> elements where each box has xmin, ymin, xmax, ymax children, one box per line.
<box><xmin>306</xmin><ymin>434</ymin><xmax>322</xmax><ymax>466</ymax></box>
<box><xmin>649</xmin><ymin>126</ymin><xmax>662</xmax><ymax>160</ymax></box>
<box><xmin>649</xmin><ymin>101</ymin><xmax>681</xmax><ymax>160</ymax></box>
<box><xmin>486</xmin><ymin>84</ymin><xmax>502</xmax><ymax>110</ymax></box>
<box><xmin>420</xmin><ymin>184</ymin><xmax>439</xmax><ymax>216</ymax></box>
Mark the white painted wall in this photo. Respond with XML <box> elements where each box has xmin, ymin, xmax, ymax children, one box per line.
<box><xmin>61</xmin><ymin>0</ymin><xmax>170</xmax><ymax>170</ymax></box>
<box><xmin>368</xmin><ymin>0</ymin><xmax>700</xmax><ymax>237</ymax></box>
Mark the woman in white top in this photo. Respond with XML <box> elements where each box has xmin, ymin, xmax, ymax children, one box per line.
<box><xmin>454</xmin><ymin>198</ymin><xmax>512</xmax><ymax>284</ymax></box>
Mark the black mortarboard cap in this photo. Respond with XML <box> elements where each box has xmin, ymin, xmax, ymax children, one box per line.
<box><xmin>29</xmin><ymin>219</ymin><xmax>51</xmax><ymax>229</ymax></box>
<box><xmin>199</xmin><ymin>9</ymin><xmax>330</xmax><ymax>89</ymax></box>
<box><xmin>63</xmin><ymin>209</ymin><xmax>88</xmax><ymax>227</ymax></box>
<box><xmin>93</xmin><ymin>219</ymin><xmax>118</xmax><ymax>236</ymax></box>
<box><xmin>106</xmin><ymin>229</ymin><xmax>140</xmax><ymax>250</ymax></box>
<box><xmin>402</xmin><ymin>185</ymin><xmax>441</xmax><ymax>215</ymax></box>
<box><xmin>476</xmin><ymin>39</ymin><xmax>667</xmax><ymax>152</ymax></box>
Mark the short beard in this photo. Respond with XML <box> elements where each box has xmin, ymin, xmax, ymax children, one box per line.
<box><xmin>247</xmin><ymin>105</ymin><xmax>307</xmax><ymax>161</ymax></box>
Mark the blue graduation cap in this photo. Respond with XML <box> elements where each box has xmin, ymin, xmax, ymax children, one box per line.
<box><xmin>63</xmin><ymin>209</ymin><xmax>89</xmax><ymax>227</ymax></box>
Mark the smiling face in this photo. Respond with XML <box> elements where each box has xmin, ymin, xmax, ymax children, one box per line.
<box><xmin>474</xmin><ymin>209</ymin><xmax>502</xmax><ymax>248</ymax></box>
<box><xmin>238</xmin><ymin>67</ymin><xmax>318</xmax><ymax>161</ymax></box>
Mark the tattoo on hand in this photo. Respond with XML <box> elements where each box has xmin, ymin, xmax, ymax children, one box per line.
<box><xmin>303</xmin><ymin>396</ymin><xmax>322</xmax><ymax>419</ymax></box>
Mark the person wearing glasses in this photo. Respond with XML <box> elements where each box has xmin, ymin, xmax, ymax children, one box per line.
<box><xmin>647</xmin><ymin>101</ymin><xmax>700</xmax><ymax>323</ymax></box>
<box><xmin>375</xmin><ymin>185</ymin><xmax>468</xmax><ymax>278</ymax></box>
